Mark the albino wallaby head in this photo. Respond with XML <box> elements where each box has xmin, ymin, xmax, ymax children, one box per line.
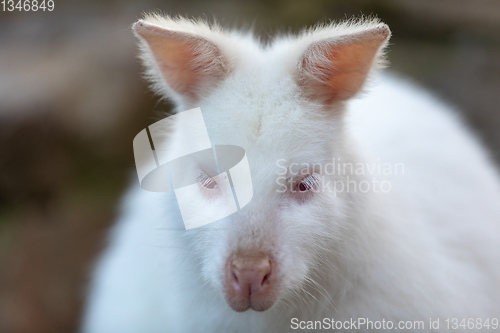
<box><xmin>132</xmin><ymin>15</ymin><xmax>390</xmax><ymax>313</ymax></box>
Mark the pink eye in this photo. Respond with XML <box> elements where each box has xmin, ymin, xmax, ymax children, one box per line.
<box><xmin>197</xmin><ymin>172</ymin><xmax>218</xmax><ymax>189</ymax></box>
<box><xmin>295</xmin><ymin>173</ymin><xmax>320</xmax><ymax>192</ymax></box>
<box><xmin>297</xmin><ymin>182</ymin><xmax>308</xmax><ymax>192</ymax></box>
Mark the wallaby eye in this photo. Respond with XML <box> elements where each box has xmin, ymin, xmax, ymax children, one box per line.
<box><xmin>197</xmin><ymin>171</ymin><xmax>218</xmax><ymax>189</ymax></box>
<box><xmin>295</xmin><ymin>173</ymin><xmax>320</xmax><ymax>192</ymax></box>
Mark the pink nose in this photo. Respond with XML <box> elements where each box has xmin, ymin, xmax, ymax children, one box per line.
<box><xmin>231</xmin><ymin>255</ymin><xmax>272</xmax><ymax>294</ymax></box>
<box><xmin>224</xmin><ymin>253</ymin><xmax>277</xmax><ymax>312</ymax></box>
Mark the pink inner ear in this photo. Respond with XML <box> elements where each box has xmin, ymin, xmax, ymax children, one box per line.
<box><xmin>135</xmin><ymin>23</ymin><xmax>226</xmax><ymax>101</ymax></box>
<box><xmin>153</xmin><ymin>36</ymin><xmax>214</xmax><ymax>98</ymax></box>
<box><xmin>300</xmin><ymin>27</ymin><xmax>390</xmax><ymax>104</ymax></box>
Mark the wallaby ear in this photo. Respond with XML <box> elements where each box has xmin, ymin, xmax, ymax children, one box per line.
<box><xmin>298</xmin><ymin>23</ymin><xmax>390</xmax><ymax>105</ymax></box>
<box><xmin>132</xmin><ymin>16</ymin><xmax>229</xmax><ymax>105</ymax></box>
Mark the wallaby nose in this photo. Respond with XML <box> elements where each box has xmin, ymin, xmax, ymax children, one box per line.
<box><xmin>224</xmin><ymin>253</ymin><xmax>277</xmax><ymax>312</ymax></box>
<box><xmin>231</xmin><ymin>255</ymin><xmax>271</xmax><ymax>294</ymax></box>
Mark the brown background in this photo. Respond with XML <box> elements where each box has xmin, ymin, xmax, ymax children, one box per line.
<box><xmin>1</xmin><ymin>0</ymin><xmax>499</xmax><ymax>332</ymax></box>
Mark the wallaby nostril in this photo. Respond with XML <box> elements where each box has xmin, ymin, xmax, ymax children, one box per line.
<box><xmin>261</xmin><ymin>272</ymin><xmax>271</xmax><ymax>286</ymax></box>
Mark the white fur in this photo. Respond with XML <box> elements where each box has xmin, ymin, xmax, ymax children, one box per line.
<box><xmin>81</xmin><ymin>17</ymin><xmax>500</xmax><ymax>332</ymax></box>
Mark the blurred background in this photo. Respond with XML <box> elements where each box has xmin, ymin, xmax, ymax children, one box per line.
<box><xmin>0</xmin><ymin>0</ymin><xmax>499</xmax><ymax>332</ymax></box>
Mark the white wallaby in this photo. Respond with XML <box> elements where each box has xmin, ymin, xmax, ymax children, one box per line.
<box><xmin>82</xmin><ymin>15</ymin><xmax>500</xmax><ymax>333</ymax></box>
